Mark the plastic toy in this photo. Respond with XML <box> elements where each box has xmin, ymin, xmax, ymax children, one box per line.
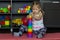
<box><xmin>0</xmin><ymin>5</ymin><xmax>11</xmax><ymax>13</ymax></box>
<box><xmin>0</xmin><ymin>16</ymin><xmax>10</xmax><ymax>28</ymax></box>
<box><xmin>5</xmin><ymin>20</ymin><xmax>9</xmax><ymax>25</ymax></box>
<box><xmin>0</xmin><ymin>16</ymin><xmax>5</xmax><ymax>20</ymax></box>
<box><xmin>22</xmin><ymin>10</ymin><xmax>26</xmax><ymax>13</ymax></box>
<box><xmin>12</xmin><ymin>18</ymin><xmax>23</xmax><ymax>25</ymax></box>
<box><xmin>0</xmin><ymin>21</ymin><xmax>5</xmax><ymax>25</ymax></box>
<box><xmin>17</xmin><ymin>5</ymin><xmax>31</xmax><ymax>13</ymax></box>
<box><xmin>7</xmin><ymin>5</ymin><xmax>11</xmax><ymax>13</ymax></box>
<box><xmin>20</xmin><ymin>8</ymin><xmax>23</xmax><ymax>12</ymax></box>
<box><xmin>27</xmin><ymin>15</ymin><xmax>33</xmax><ymax>38</ymax></box>
<box><xmin>5</xmin><ymin>16</ymin><xmax>10</xmax><ymax>20</ymax></box>
<box><xmin>28</xmin><ymin>6</ymin><xmax>31</xmax><ymax>8</ymax></box>
<box><xmin>18</xmin><ymin>8</ymin><xmax>20</xmax><ymax>13</ymax></box>
<box><xmin>27</xmin><ymin>10</ymin><xmax>30</xmax><ymax>13</ymax></box>
<box><xmin>0</xmin><ymin>16</ymin><xmax>10</xmax><ymax>21</ymax></box>
<box><xmin>3</xmin><ymin>8</ymin><xmax>9</xmax><ymax>13</ymax></box>
<box><xmin>8</xmin><ymin>5</ymin><xmax>11</xmax><ymax>11</ymax></box>
<box><xmin>24</xmin><ymin>4</ymin><xmax>27</xmax><ymax>8</ymax></box>
<box><xmin>16</xmin><ymin>19</ymin><xmax>23</xmax><ymax>25</ymax></box>
<box><xmin>0</xmin><ymin>8</ymin><xmax>9</xmax><ymax>13</ymax></box>
<box><xmin>22</xmin><ymin>17</ymin><xmax>28</xmax><ymax>26</ymax></box>
<box><xmin>5</xmin><ymin>20</ymin><xmax>10</xmax><ymax>27</ymax></box>
<box><xmin>18</xmin><ymin>10</ymin><xmax>20</xmax><ymax>13</ymax></box>
<box><xmin>0</xmin><ymin>8</ymin><xmax>3</xmax><ymax>13</ymax></box>
<box><xmin>25</xmin><ymin>8</ymin><xmax>28</xmax><ymax>10</ymax></box>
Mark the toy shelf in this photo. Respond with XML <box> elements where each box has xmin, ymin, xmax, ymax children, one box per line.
<box><xmin>0</xmin><ymin>13</ymin><xmax>11</xmax><ymax>15</ymax></box>
<box><xmin>12</xmin><ymin>13</ymin><xmax>29</xmax><ymax>15</ymax></box>
<box><xmin>11</xmin><ymin>0</ymin><xmax>33</xmax><ymax>33</ymax></box>
<box><xmin>0</xmin><ymin>0</ymin><xmax>11</xmax><ymax>33</ymax></box>
<box><xmin>12</xmin><ymin>2</ymin><xmax>32</xmax><ymax>14</ymax></box>
<box><xmin>0</xmin><ymin>0</ymin><xmax>10</xmax><ymax>1</ymax></box>
<box><xmin>12</xmin><ymin>0</ymin><xmax>35</xmax><ymax>2</ymax></box>
<box><xmin>0</xmin><ymin>0</ymin><xmax>39</xmax><ymax>33</ymax></box>
<box><xmin>0</xmin><ymin>27</ymin><xmax>10</xmax><ymax>29</ymax></box>
<box><xmin>0</xmin><ymin>2</ymin><xmax>11</xmax><ymax>14</ymax></box>
<box><xmin>13</xmin><ymin>27</ymin><xmax>19</xmax><ymax>29</ymax></box>
<box><xmin>0</xmin><ymin>13</ymin><xmax>28</xmax><ymax>15</ymax></box>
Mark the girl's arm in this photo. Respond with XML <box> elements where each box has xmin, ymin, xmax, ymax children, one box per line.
<box><xmin>33</xmin><ymin>12</ymin><xmax>43</xmax><ymax>20</ymax></box>
<box><xmin>39</xmin><ymin>12</ymin><xmax>43</xmax><ymax>19</ymax></box>
<box><xmin>27</xmin><ymin>12</ymin><xmax>33</xmax><ymax>18</ymax></box>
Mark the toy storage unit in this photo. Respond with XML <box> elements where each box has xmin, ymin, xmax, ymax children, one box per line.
<box><xmin>11</xmin><ymin>0</ymin><xmax>32</xmax><ymax>33</ymax></box>
<box><xmin>0</xmin><ymin>0</ymin><xmax>11</xmax><ymax>33</ymax></box>
<box><xmin>0</xmin><ymin>0</ymin><xmax>39</xmax><ymax>33</ymax></box>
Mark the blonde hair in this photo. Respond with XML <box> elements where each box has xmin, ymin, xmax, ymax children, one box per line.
<box><xmin>31</xmin><ymin>1</ymin><xmax>44</xmax><ymax>15</ymax></box>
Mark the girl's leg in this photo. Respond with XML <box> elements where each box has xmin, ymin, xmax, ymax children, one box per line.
<box><xmin>37</xmin><ymin>27</ymin><xmax>47</xmax><ymax>38</ymax></box>
<box><xmin>19</xmin><ymin>25</ymin><xmax>27</xmax><ymax>36</ymax></box>
<box><xmin>19</xmin><ymin>25</ymin><xmax>25</xmax><ymax>36</ymax></box>
<box><xmin>24</xmin><ymin>26</ymin><xmax>27</xmax><ymax>32</ymax></box>
<box><xmin>33</xmin><ymin>30</ymin><xmax>40</xmax><ymax>38</ymax></box>
<box><xmin>33</xmin><ymin>30</ymin><xmax>39</xmax><ymax>35</ymax></box>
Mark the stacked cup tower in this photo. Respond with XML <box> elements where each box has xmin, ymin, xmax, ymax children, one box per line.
<box><xmin>27</xmin><ymin>15</ymin><xmax>33</xmax><ymax>38</ymax></box>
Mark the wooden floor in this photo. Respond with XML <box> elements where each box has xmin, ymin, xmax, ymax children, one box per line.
<box><xmin>0</xmin><ymin>33</ymin><xmax>60</xmax><ymax>40</ymax></box>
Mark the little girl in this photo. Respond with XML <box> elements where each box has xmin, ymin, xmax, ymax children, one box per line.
<box><xmin>19</xmin><ymin>1</ymin><xmax>47</xmax><ymax>38</ymax></box>
<box><xmin>27</xmin><ymin>1</ymin><xmax>47</xmax><ymax>38</ymax></box>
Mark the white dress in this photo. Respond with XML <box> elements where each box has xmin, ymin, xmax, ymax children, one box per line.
<box><xmin>32</xmin><ymin>18</ymin><xmax>44</xmax><ymax>31</ymax></box>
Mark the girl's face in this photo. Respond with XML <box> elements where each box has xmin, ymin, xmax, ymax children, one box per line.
<box><xmin>32</xmin><ymin>5</ymin><xmax>40</xmax><ymax>14</ymax></box>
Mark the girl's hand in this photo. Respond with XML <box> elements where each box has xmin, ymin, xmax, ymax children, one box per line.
<box><xmin>33</xmin><ymin>12</ymin><xmax>43</xmax><ymax>20</ymax></box>
<box><xmin>27</xmin><ymin>12</ymin><xmax>33</xmax><ymax>19</ymax></box>
<box><xmin>27</xmin><ymin>15</ymin><xmax>29</xmax><ymax>19</ymax></box>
